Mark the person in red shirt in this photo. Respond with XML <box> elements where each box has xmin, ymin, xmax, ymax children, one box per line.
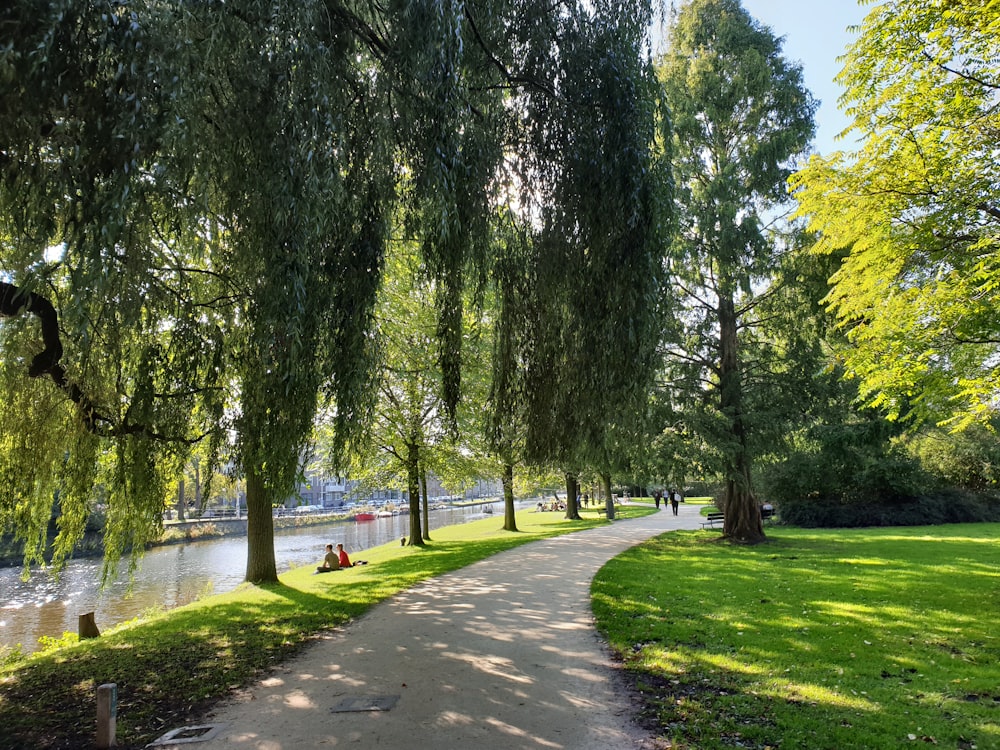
<box><xmin>337</xmin><ymin>543</ymin><xmax>367</xmax><ymax>567</ymax></box>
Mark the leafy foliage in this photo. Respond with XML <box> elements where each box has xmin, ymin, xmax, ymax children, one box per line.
<box><xmin>908</xmin><ymin>421</ymin><xmax>1000</xmax><ymax>493</ymax></box>
<box><xmin>791</xmin><ymin>0</ymin><xmax>1000</xmax><ymax>429</ymax></box>
<box><xmin>657</xmin><ymin>0</ymin><xmax>816</xmax><ymax>540</ymax></box>
<box><xmin>1</xmin><ymin>0</ymin><xmax>667</xmax><ymax>580</ymax></box>
<box><xmin>0</xmin><ymin>1</ymin><xmax>228</xmax><ymax>576</ymax></box>
<box><xmin>498</xmin><ymin>0</ymin><xmax>669</xmax><ymax>473</ymax></box>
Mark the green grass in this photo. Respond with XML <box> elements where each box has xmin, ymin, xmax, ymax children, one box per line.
<box><xmin>685</xmin><ymin>496</ymin><xmax>713</xmax><ymax>505</ymax></box>
<box><xmin>592</xmin><ymin>524</ymin><xmax>1000</xmax><ymax>750</ymax></box>
<box><xmin>0</xmin><ymin>506</ymin><xmax>652</xmax><ymax>750</ymax></box>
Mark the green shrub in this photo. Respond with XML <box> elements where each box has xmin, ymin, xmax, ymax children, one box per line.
<box><xmin>0</xmin><ymin>644</ymin><xmax>25</xmax><ymax>670</ymax></box>
<box><xmin>908</xmin><ymin>422</ymin><xmax>1000</xmax><ymax>492</ymax></box>
<box><xmin>777</xmin><ymin>487</ymin><xmax>1000</xmax><ymax>527</ymax></box>
<box><xmin>35</xmin><ymin>631</ymin><xmax>79</xmax><ymax>654</ymax></box>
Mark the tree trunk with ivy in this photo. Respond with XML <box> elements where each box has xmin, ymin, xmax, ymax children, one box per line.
<box><xmin>718</xmin><ymin>293</ymin><xmax>764</xmax><ymax>543</ymax></box>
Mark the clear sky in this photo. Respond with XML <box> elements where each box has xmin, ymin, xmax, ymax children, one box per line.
<box><xmin>653</xmin><ymin>0</ymin><xmax>871</xmax><ymax>156</ymax></box>
<box><xmin>740</xmin><ymin>0</ymin><xmax>868</xmax><ymax>155</ymax></box>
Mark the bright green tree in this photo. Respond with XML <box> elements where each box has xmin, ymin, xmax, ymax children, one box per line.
<box><xmin>336</xmin><ymin>242</ymin><xmax>447</xmax><ymax>546</ymax></box>
<box><xmin>658</xmin><ymin>0</ymin><xmax>816</xmax><ymax>542</ymax></box>
<box><xmin>791</xmin><ymin>0</ymin><xmax>1000</xmax><ymax>430</ymax></box>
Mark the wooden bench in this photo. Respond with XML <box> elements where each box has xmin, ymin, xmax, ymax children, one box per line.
<box><xmin>701</xmin><ymin>511</ymin><xmax>724</xmax><ymax>529</ymax></box>
<box><xmin>700</xmin><ymin>508</ymin><xmax>774</xmax><ymax>529</ymax></box>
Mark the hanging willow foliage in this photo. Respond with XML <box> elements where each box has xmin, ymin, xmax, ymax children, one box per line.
<box><xmin>1</xmin><ymin>0</ymin><xmax>667</xmax><ymax>582</ymax></box>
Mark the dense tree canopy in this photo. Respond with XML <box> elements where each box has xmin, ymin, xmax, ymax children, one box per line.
<box><xmin>1</xmin><ymin>0</ymin><xmax>666</xmax><ymax>579</ymax></box>
<box><xmin>489</xmin><ymin>4</ymin><xmax>669</xmax><ymax>515</ymax></box>
<box><xmin>1</xmin><ymin>1</ymin><xmax>230</xmax><ymax>576</ymax></box>
<box><xmin>791</xmin><ymin>0</ymin><xmax>1000</xmax><ymax>430</ymax></box>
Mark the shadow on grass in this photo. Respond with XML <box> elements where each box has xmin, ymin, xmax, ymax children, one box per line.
<box><xmin>0</xmin><ymin>513</ymin><xmax>629</xmax><ymax>749</ymax></box>
<box><xmin>592</xmin><ymin>524</ymin><xmax>1000</xmax><ymax>750</ymax></box>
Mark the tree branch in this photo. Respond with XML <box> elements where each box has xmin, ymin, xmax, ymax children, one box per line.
<box><xmin>463</xmin><ymin>7</ymin><xmax>558</xmax><ymax>100</ymax></box>
<box><xmin>0</xmin><ymin>280</ymin><xmax>208</xmax><ymax>443</ymax></box>
<box><xmin>921</xmin><ymin>51</ymin><xmax>1000</xmax><ymax>90</ymax></box>
<box><xmin>977</xmin><ymin>202</ymin><xmax>1000</xmax><ymax>222</ymax></box>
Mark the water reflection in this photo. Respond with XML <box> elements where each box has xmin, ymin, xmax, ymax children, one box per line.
<box><xmin>1</xmin><ymin>504</ymin><xmax>509</xmax><ymax>654</ymax></box>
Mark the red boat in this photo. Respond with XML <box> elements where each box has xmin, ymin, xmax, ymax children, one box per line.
<box><xmin>354</xmin><ymin>512</ymin><xmax>376</xmax><ymax>522</ymax></box>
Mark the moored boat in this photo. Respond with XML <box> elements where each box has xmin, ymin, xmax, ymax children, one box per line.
<box><xmin>354</xmin><ymin>512</ymin><xmax>376</xmax><ymax>522</ymax></box>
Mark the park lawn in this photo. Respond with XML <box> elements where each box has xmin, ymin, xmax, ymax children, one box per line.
<box><xmin>592</xmin><ymin>523</ymin><xmax>1000</xmax><ymax>750</ymax></box>
<box><xmin>0</xmin><ymin>505</ymin><xmax>652</xmax><ymax>750</ymax></box>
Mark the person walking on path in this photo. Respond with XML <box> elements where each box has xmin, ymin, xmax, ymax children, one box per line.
<box><xmin>670</xmin><ymin>490</ymin><xmax>680</xmax><ymax>516</ymax></box>
<box><xmin>193</xmin><ymin>504</ymin><xmax>700</xmax><ymax>750</ymax></box>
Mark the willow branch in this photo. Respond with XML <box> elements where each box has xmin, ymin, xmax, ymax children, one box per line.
<box><xmin>1</xmin><ymin>280</ymin><xmax>208</xmax><ymax>443</ymax></box>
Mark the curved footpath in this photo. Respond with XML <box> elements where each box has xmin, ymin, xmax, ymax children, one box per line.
<box><xmin>188</xmin><ymin>503</ymin><xmax>703</xmax><ymax>750</ymax></box>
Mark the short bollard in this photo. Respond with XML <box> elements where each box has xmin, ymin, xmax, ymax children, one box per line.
<box><xmin>96</xmin><ymin>683</ymin><xmax>117</xmax><ymax>748</ymax></box>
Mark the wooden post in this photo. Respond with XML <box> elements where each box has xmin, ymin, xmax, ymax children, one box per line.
<box><xmin>96</xmin><ymin>683</ymin><xmax>117</xmax><ymax>748</ymax></box>
<box><xmin>79</xmin><ymin>612</ymin><xmax>100</xmax><ymax>639</ymax></box>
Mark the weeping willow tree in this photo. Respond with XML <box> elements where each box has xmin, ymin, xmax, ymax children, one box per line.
<box><xmin>488</xmin><ymin>0</ymin><xmax>671</xmax><ymax>518</ymax></box>
<box><xmin>0</xmin><ymin>0</ymin><xmax>390</xmax><ymax>583</ymax></box>
<box><xmin>183</xmin><ymin>3</ymin><xmax>392</xmax><ymax>583</ymax></box>
<box><xmin>0</xmin><ymin>1</ymin><xmax>228</xmax><ymax>579</ymax></box>
<box><xmin>1</xmin><ymin>0</ymin><xmax>669</xmax><ymax>583</ymax></box>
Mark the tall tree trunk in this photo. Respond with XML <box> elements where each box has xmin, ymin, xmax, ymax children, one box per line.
<box><xmin>196</xmin><ymin>459</ymin><xmax>208</xmax><ymax>516</ymax></box>
<box><xmin>502</xmin><ymin>461</ymin><xmax>518</xmax><ymax>531</ymax></box>
<box><xmin>175</xmin><ymin>476</ymin><xmax>186</xmax><ymax>521</ymax></box>
<box><xmin>193</xmin><ymin>459</ymin><xmax>202</xmax><ymax>510</ymax></box>
<box><xmin>244</xmin><ymin>466</ymin><xmax>279</xmax><ymax>583</ymax></box>
<box><xmin>420</xmin><ymin>462</ymin><xmax>430</xmax><ymax>541</ymax></box>
<box><xmin>718</xmin><ymin>292</ymin><xmax>764</xmax><ymax>543</ymax></box>
<box><xmin>602</xmin><ymin>471</ymin><xmax>615</xmax><ymax>520</ymax></box>
<box><xmin>564</xmin><ymin>472</ymin><xmax>581</xmax><ymax>520</ymax></box>
<box><xmin>406</xmin><ymin>445</ymin><xmax>424</xmax><ymax>546</ymax></box>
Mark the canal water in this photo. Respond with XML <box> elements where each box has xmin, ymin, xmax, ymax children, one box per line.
<box><xmin>1</xmin><ymin>503</ymin><xmax>512</xmax><ymax>654</ymax></box>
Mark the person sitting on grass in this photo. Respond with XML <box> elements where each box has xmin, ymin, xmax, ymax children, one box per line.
<box><xmin>337</xmin><ymin>542</ymin><xmax>368</xmax><ymax>567</ymax></box>
<box><xmin>316</xmin><ymin>543</ymin><xmax>340</xmax><ymax>573</ymax></box>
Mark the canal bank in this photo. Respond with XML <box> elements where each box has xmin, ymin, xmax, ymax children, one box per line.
<box><xmin>1</xmin><ymin>500</ymin><xmax>513</xmax><ymax>654</ymax></box>
<box><xmin>0</xmin><ymin>501</ymin><xmax>500</xmax><ymax>569</ymax></box>
<box><xmin>0</xmin><ymin>505</ymin><xmax>662</xmax><ymax>750</ymax></box>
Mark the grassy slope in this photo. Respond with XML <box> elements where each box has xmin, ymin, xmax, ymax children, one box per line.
<box><xmin>592</xmin><ymin>524</ymin><xmax>1000</xmax><ymax>750</ymax></box>
<box><xmin>0</xmin><ymin>505</ymin><xmax>646</xmax><ymax>750</ymax></box>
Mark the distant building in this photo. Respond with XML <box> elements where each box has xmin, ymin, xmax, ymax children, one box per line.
<box><xmin>286</xmin><ymin>472</ymin><xmax>499</xmax><ymax>509</ymax></box>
